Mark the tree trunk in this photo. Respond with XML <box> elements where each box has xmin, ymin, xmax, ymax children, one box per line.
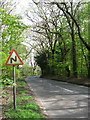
<box><xmin>88</xmin><ymin>3</ymin><xmax>90</xmax><ymax>78</ymax></box>
<box><xmin>71</xmin><ymin>23</ymin><xmax>77</xmax><ymax>78</ymax></box>
<box><xmin>51</xmin><ymin>49</ymin><xmax>55</xmax><ymax>75</ymax></box>
<box><xmin>66</xmin><ymin>66</ymin><xmax>70</xmax><ymax>77</ymax></box>
<box><xmin>41</xmin><ymin>68</ymin><xmax>44</xmax><ymax>76</ymax></box>
<box><xmin>88</xmin><ymin>51</ymin><xmax>90</xmax><ymax>78</ymax></box>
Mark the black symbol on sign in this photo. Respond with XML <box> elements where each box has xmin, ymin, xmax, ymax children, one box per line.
<box><xmin>10</xmin><ymin>56</ymin><xmax>17</xmax><ymax>63</ymax></box>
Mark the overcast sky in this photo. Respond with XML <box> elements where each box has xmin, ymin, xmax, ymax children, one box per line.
<box><xmin>13</xmin><ymin>0</ymin><xmax>44</xmax><ymax>25</ymax></box>
<box><xmin>13</xmin><ymin>0</ymin><xmax>88</xmax><ymax>25</ymax></box>
<box><xmin>12</xmin><ymin>0</ymin><xmax>31</xmax><ymax>25</ymax></box>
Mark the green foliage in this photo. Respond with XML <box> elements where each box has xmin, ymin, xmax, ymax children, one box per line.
<box><xmin>2</xmin><ymin>78</ymin><xmax>13</xmax><ymax>85</ymax></box>
<box><xmin>35</xmin><ymin>51</ymin><xmax>47</xmax><ymax>69</ymax></box>
<box><xmin>34</xmin><ymin>3</ymin><xmax>89</xmax><ymax>78</ymax></box>
<box><xmin>34</xmin><ymin>66</ymin><xmax>41</xmax><ymax>76</ymax></box>
<box><xmin>1</xmin><ymin>7</ymin><xmax>27</xmax><ymax>52</ymax></box>
<box><xmin>20</xmin><ymin>64</ymin><xmax>34</xmax><ymax>77</ymax></box>
<box><xmin>35</xmin><ymin>50</ymin><xmax>50</xmax><ymax>76</ymax></box>
<box><xmin>0</xmin><ymin>6</ymin><xmax>28</xmax><ymax>87</ymax></box>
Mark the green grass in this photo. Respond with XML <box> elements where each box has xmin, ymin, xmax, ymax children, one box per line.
<box><xmin>5</xmin><ymin>104</ymin><xmax>44</xmax><ymax>119</ymax></box>
<box><xmin>17</xmin><ymin>103</ymin><xmax>40</xmax><ymax>111</ymax></box>
<box><xmin>4</xmin><ymin>79</ymin><xmax>45</xmax><ymax>119</ymax></box>
<box><xmin>17</xmin><ymin>80</ymin><xmax>26</xmax><ymax>87</ymax></box>
<box><xmin>16</xmin><ymin>96</ymin><xmax>33</xmax><ymax>103</ymax></box>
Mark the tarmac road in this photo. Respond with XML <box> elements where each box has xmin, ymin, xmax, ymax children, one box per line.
<box><xmin>25</xmin><ymin>76</ymin><xmax>89</xmax><ymax>119</ymax></box>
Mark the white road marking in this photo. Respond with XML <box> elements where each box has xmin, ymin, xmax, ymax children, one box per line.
<box><xmin>48</xmin><ymin>82</ymin><xmax>76</xmax><ymax>93</ymax></box>
<box><xmin>55</xmin><ymin>85</ymin><xmax>78</xmax><ymax>93</ymax></box>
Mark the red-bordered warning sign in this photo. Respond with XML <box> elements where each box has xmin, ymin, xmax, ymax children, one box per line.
<box><xmin>5</xmin><ymin>49</ymin><xmax>24</xmax><ymax>65</ymax></box>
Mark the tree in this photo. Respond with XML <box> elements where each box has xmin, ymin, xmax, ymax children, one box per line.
<box><xmin>26</xmin><ymin>0</ymin><xmax>89</xmax><ymax>78</ymax></box>
<box><xmin>51</xmin><ymin>1</ymin><xmax>90</xmax><ymax>50</ymax></box>
<box><xmin>50</xmin><ymin>1</ymin><xmax>90</xmax><ymax>78</ymax></box>
<box><xmin>0</xmin><ymin>2</ymin><xmax>28</xmax><ymax>86</ymax></box>
<box><xmin>27</xmin><ymin>2</ymin><xmax>71</xmax><ymax>75</ymax></box>
<box><xmin>35</xmin><ymin>50</ymin><xmax>50</xmax><ymax>76</ymax></box>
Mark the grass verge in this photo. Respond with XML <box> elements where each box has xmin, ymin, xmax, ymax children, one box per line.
<box><xmin>2</xmin><ymin>79</ymin><xmax>45</xmax><ymax>120</ymax></box>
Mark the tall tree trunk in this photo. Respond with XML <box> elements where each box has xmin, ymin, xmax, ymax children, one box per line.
<box><xmin>81</xmin><ymin>55</ymin><xmax>83</xmax><ymax>77</ymax></box>
<box><xmin>51</xmin><ymin>49</ymin><xmax>55</xmax><ymax>75</ymax></box>
<box><xmin>71</xmin><ymin>2</ymin><xmax>77</xmax><ymax>78</ymax></box>
<box><xmin>51</xmin><ymin>39</ymin><xmax>57</xmax><ymax>75</ymax></box>
<box><xmin>80</xmin><ymin>42</ymin><xmax>88</xmax><ymax>74</ymax></box>
<box><xmin>71</xmin><ymin>23</ymin><xmax>77</xmax><ymax>78</ymax></box>
<box><xmin>88</xmin><ymin>3</ymin><xmax>90</xmax><ymax>78</ymax></box>
<box><xmin>88</xmin><ymin>51</ymin><xmax>90</xmax><ymax>78</ymax></box>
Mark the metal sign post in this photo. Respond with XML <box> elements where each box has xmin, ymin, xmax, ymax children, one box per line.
<box><xmin>5</xmin><ymin>49</ymin><xmax>24</xmax><ymax>111</ymax></box>
<box><xmin>13</xmin><ymin>65</ymin><xmax>16</xmax><ymax>110</ymax></box>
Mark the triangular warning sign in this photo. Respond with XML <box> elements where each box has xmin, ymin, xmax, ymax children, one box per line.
<box><xmin>5</xmin><ymin>49</ymin><xmax>24</xmax><ymax>65</ymax></box>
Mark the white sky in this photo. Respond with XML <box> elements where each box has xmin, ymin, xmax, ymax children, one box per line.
<box><xmin>14</xmin><ymin>0</ymin><xmax>31</xmax><ymax>13</ymax></box>
<box><xmin>12</xmin><ymin>0</ymin><xmax>32</xmax><ymax>25</ymax></box>
<box><xmin>13</xmin><ymin>0</ymin><xmax>88</xmax><ymax>25</ymax></box>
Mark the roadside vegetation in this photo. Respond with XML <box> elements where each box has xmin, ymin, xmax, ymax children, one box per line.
<box><xmin>2</xmin><ymin>79</ymin><xmax>45</xmax><ymax>119</ymax></box>
<box><xmin>0</xmin><ymin>1</ymin><xmax>44</xmax><ymax>119</ymax></box>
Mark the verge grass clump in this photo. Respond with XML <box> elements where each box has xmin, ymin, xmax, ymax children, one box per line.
<box><xmin>5</xmin><ymin>105</ymin><xmax>44</xmax><ymax>119</ymax></box>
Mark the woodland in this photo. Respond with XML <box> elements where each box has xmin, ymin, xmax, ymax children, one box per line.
<box><xmin>0</xmin><ymin>0</ymin><xmax>90</xmax><ymax>87</ymax></box>
<box><xmin>28</xmin><ymin>1</ymin><xmax>90</xmax><ymax>79</ymax></box>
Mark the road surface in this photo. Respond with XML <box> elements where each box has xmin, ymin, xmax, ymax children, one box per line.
<box><xmin>25</xmin><ymin>76</ymin><xmax>89</xmax><ymax>119</ymax></box>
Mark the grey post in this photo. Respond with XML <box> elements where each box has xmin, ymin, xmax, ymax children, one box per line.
<box><xmin>13</xmin><ymin>65</ymin><xmax>16</xmax><ymax>110</ymax></box>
